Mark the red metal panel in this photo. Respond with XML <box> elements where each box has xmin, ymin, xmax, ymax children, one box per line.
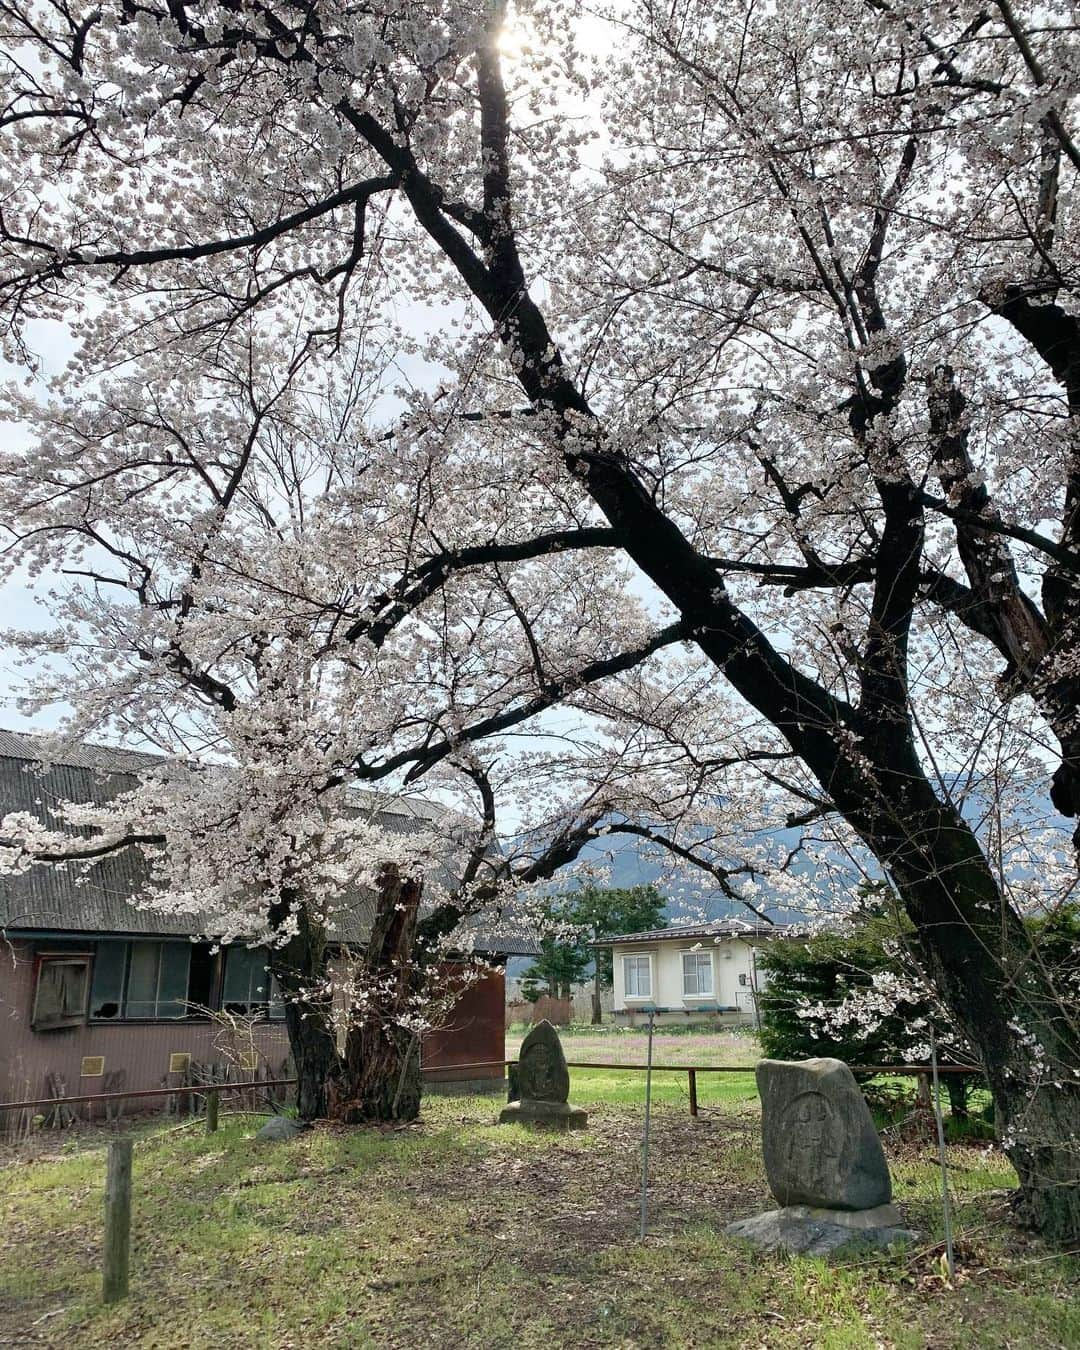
<box><xmin>421</xmin><ymin>964</ymin><xmax>505</xmax><ymax>1081</ymax></box>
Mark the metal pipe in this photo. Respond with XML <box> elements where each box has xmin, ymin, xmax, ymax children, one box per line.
<box><xmin>930</xmin><ymin>1025</ymin><xmax>956</xmax><ymax>1278</ymax></box>
<box><xmin>639</xmin><ymin>1010</ymin><xmax>656</xmax><ymax>1242</ymax></box>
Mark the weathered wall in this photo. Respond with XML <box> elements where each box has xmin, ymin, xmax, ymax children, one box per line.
<box><xmin>0</xmin><ymin>941</ymin><xmax>291</xmax><ymax>1108</ymax></box>
<box><xmin>421</xmin><ymin>965</ymin><xmax>505</xmax><ymax>1082</ymax></box>
<box><xmin>1</xmin><ymin>945</ymin><xmax>508</xmax><ymax>1106</ymax></box>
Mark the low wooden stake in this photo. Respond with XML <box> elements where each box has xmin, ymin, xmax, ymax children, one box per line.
<box><xmin>102</xmin><ymin>1138</ymin><xmax>133</xmax><ymax>1303</ymax></box>
<box><xmin>206</xmin><ymin>1087</ymin><xmax>219</xmax><ymax>1134</ymax></box>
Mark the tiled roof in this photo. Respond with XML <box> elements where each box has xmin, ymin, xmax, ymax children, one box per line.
<box><xmin>590</xmin><ymin>919</ymin><xmax>784</xmax><ymax>947</ymax></box>
<box><xmin>0</xmin><ymin>729</ymin><xmax>537</xmax><ymax>955</ymax></box>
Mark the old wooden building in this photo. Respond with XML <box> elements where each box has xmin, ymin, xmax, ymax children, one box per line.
<box><xmin>0</xmin><ymin>730</ymin><xmax>532</xmax><ymax>1109</ymax></box>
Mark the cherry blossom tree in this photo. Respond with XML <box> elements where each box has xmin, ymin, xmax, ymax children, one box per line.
<box><xmin>1</xmin><ymin>0</ymin><xmax>1079</xmax><ymax>1236</ymax></box>
<box><xmin>0</xmin><ymin>325</ymin><xmax>695</xmax><ymax>1118</ymax></box>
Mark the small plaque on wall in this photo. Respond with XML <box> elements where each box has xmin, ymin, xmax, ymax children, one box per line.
<box><xmin>80</xmin><ymin>1056</ymin><xmax>105</xmax><ymax>1077</ymax></box>
<box><xmin>168</xmin><ymin>1052</ymin><xmax>192</xmax><ymax>1074</ymax></box>
<box><xmin>239</xmin><ymin>1051</ymin><xmax>260</xmax><ymax>1071</ymax></box>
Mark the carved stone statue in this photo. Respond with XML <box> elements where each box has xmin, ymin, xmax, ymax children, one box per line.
<box><xmin>499</xmin><ymin>1020</ymin><xmax>587</xmax><ymax>1131</ymax></box>
<box><xmin>726</xmin><ymin>1058</ymin><xmax>916</xmax><ymax>1255</ymax></box>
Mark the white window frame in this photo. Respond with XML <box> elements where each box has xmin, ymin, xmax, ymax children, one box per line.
<box><xmin>622</xmin><ymin>952</ymin><xmax>654</xmax><ymax>1002</ymax></box>
<box><xmin>681</xmin><ymin>949</ymin><xmax>715</xmax><ymax>1000</ymax></box>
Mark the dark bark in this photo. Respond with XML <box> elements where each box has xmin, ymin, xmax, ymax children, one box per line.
<box><xmin>267</xmin><ymin>871</ymin><xmax>425</xmax><ymax>1124</ymax></box>
<box><xmin>986</xmin><ymin>288</ymin><xmax>1080</xmax><ymax>840</ymax></box>
<box><xmin>834</xmin><ymin>753</ymin><xmax>1080</xmax><ymax>1242</ymax></box>
<box><xmin>328</xmin><ymin>867</ymin><xmax>424</xmax><ymax>1124</ymax></box>
<box><xmin>944</xmin><ymin>1074</ymin><xmax>970</xmax><ymax>1121</ymax></box>
<box><xmin>266</xmin><ymin>899</ymin><xmax>338</xmax><ymax>1121</ymax></box>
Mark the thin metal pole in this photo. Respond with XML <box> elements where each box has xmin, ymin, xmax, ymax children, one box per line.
<box><xmin>930</xmin><ymin>1025</ymin><xmax>955</xmax><ymax>1278</ymax></box>
<box><xmin>640</xmin><ymin>1010</ymin><xmax>655</xmax><ymax>1242</ymax></box>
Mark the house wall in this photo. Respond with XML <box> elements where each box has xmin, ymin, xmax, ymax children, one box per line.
<box><xmin>1</xmin><ymin>945</ymin><xmax>508</xmax><ymax>1108</ymax></box>
<box><xmin>611</xmin><ymin>938</ymin><xmax>762</xmax><ymax>1026</ymax></box>
<box><xmin>0</xmin><ymin>940</ymin><xmax>290</xmax><ymax>1108</ymax></box>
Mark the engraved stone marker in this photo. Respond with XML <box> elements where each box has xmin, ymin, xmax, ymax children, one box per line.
<box><xmin>499</xmin><ymin>1020</ymin><xmax>587</xmax><ymax>1131</ymax></box>
<box><xmin>760</xmin><ymin>1059</ymin><xmax>891</xmax><ymax>1210</ymax></box>
<box><xmin>726</xmin><ymin>1058</ymin><xmax>915</xmax><ymax>1256</ymax></box>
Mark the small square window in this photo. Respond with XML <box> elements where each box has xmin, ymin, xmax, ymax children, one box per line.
<box><xmin>32</xmin><ymin>956</ymin><xmax>91</xmax><ymax>1030</ymax></box>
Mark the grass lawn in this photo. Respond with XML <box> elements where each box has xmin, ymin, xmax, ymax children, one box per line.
<box><xmin>1</xmin><ymin>1071</ymin><xmax>1077</xmax><ymax>1349</ymax></box>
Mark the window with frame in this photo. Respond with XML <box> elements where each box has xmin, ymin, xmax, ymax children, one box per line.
<box><xmin>623</xmin><ymin>954</ymin><xmax>652</xmax><ymax>999</ymax></box>
<box><xmin>90</xmin><ymin>941</ymin><xmax>199</xmax><ymax>1020</ymax></box>
<box><xmin>682</xmin><ymin>950</ymin><xmax>714</xmax><ymax>997</ymax></box>
<box><xmin>32</xmin><ymin>955</ymin><xmax>91</xmax><ymax>1029</ymax></box>
<box><xmin>222</xmin><ymin>946</ymin><xmax>285</xmax><ymax>1019</ymax></box>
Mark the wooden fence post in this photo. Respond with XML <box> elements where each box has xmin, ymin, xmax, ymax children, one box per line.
<box><xmin>102</xmin><ymin>1138</ymin><xmax>133</xmax><ymax>1303</ymax></box>
<box><xmin>688</xmin><ymin>1069</ymin><xmax>698</xmax><ymax>1118</ymax></box>
<box><xmin>206</xmin><ymin>1088</ymin><xmax>219</xmax><ymax>1134</ymax></box>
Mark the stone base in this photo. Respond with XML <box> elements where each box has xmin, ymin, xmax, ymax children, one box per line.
<box><xmin>498</xmin><ymin>1100</ymin><xmax>588</xmax><ymax>1131</ymax></box>
<box><xmin>725</xmin><ymin>1203</ymin><xmax>916</xmax><ymax>1257</ymax></box>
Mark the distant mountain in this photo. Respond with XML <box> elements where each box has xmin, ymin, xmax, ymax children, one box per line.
<box><xmin>504</xmin><ymin>831</ymin><xmax>772</xmax><ymax>981</ymax></box>
<box><xmin>504</xmin><ymin>781</ymin><xmax>1069</xmax><ymax>980</ymax></box>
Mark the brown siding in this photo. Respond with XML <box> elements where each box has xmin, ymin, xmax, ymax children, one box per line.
<box><xmin>421</xmin><ymin>964</ymin><xmax>506</xmax><ymax>1082</ymax></box>
<box><xmin>1</xmin><ymin>941</ymin><xmax>289</xmax><ymax>1108</ymax></box>
<box><xmin>2</xmin><ymin>947</ymin><xmax>507</xmax><ymax>1106</ymax></box>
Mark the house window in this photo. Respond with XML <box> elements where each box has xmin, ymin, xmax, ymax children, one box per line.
<box><xmin>682</xmin><ymin>951</ymin><xmax>714</xmax><ymax>998</ymax></box>
<box><xmin>126</xmin><ymin>941</ymin><xmax>191</xmax><ymax>1018</ymax></box>
<box><xmin>90</xmin><ymin>941</ymin><xmax>194</xmax><ymax>1020</ymax></box>
<box><xmin>222</xmin><ymin>946</ymin><xmax>285</xmax><ymax>1020</ymax></box>
<box><xmin>32</xmin><ymin>956</ymin><xmax>91</xmax><ymax>1030</ymax></box>
<box><xmin>623</xmin><ymin>954</ymin><xmax>652</xmax><ymax>999</ymax></box>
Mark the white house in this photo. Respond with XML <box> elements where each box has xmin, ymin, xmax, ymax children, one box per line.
<box><xmin>594</xmin><ymin>921</ymin><xmax>784</xmax><ymax>1027</ymax></box>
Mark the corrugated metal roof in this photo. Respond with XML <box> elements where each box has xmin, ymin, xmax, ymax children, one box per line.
<box><xmin>0</xmin><ymin>729</ymin><xmax>538</xmax><ymax>955</ymax></box>
<box><xmin>590</xmin><ymin>920</ymin><xmax>784</xmax><ymax>947</ymax></box>
<box><xmin>0</xmin><ymin>727</ymin><xmax>167</xmax><ymax>775</ymax></box>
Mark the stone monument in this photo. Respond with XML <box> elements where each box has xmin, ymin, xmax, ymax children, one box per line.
<box><xmin>499</xmin><ymin>1019</ymin><xmax>588</xmax><ymax>1131</ymax></box>
<box><xmin>725</xmin><ymin>1058</ymin><xmax>916</xmax><ymax>1256</ymax></box>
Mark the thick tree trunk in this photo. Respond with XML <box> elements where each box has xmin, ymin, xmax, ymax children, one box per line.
<box><xmin>268</xmin><ymin>872</ymin><xmax>425</xmax><ymax>1123</ymax></box>
<box><xmin>846</xmin><ymin>762</ymin><xmax>1080</xmax><ymax>1243</ymax></box>
<box><xmin>327</xmin><ymin>866</ymin><xmax>424</xmax><ymax>1124</ymax></box>
<box><xmin>332</xmin><ymin>1025</ymin><xmax>421</xmax><ymax>1123</ymax></box>
<box><xmin>267</xmin><ymin>900</ymin><xmax>339</xmax><ymax>1121</ymax></box>
<box><xmin>994</xmin><ymin>1078</ymin><xmax>1080</xmax><ymax>1242</ymax></box>
<box><xmin>285</xmin><ymin>995</ymin><xmax>339</xmax><ymax>1121</ymax></box>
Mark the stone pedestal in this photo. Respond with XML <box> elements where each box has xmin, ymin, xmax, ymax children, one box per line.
<box><xmin>726</xmin><ymin>1202</ymin><xmax>916</xmax><ymax>1257</ymax></box>
<box><xmin>725</xmin><ymin>1058</ymin><xmax>916</xmax><ymax>1255</ymax></box>
<box><xmin>498</xmin><ymin>1099</ymin><xmax>589</xmax><ymax>1131</ymax></box>
<box><xmin>498</xmin><ymin>1020</ymin><xmax>588</xmax><ymax>1131</ymax></box>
